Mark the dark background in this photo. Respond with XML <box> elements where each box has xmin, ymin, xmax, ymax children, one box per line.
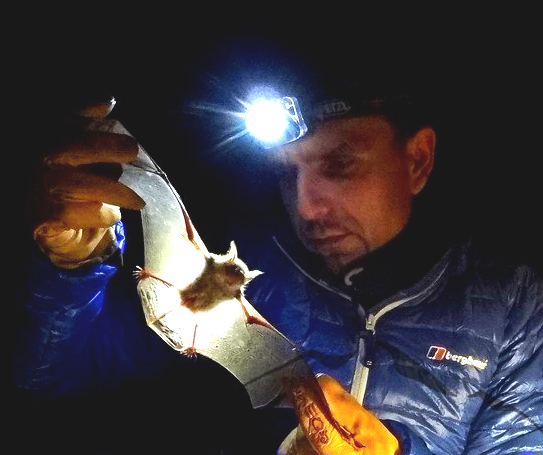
<box><xmin>4</xmin><ymin>10</ymin><xmax>542</xmax><ymax>342</ymax></box>
<box><xmin>3</xmin><ymin>10</ymin><xmax>542</xmax><ymax>453</ymax></box>
<box><xmin>10</xmin><ymin>16</ymin><xmax>538</xmax><ymax>272</ymax></box>
<box><xmin>11</xmin><ymin>19</ymin><xmax>543</xmax><ymax>267</ymax></box>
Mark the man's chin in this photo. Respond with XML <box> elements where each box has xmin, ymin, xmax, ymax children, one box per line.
<box><xmin>320</xmin><ymin>251</ymin><xmax>366</xmax><ymax>275</ymax></box>
<box><xmin>299</xmin><ymin>233</ymin><xmax>367</xmax><ymax>273</ymax></box>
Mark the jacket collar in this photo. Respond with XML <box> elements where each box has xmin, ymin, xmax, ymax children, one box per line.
<box><xmin>272</xmin><ymin>211</ymin><xmax>454</xmax><ymax>311</ymax></box>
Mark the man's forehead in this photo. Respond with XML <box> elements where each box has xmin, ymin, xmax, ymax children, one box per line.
<box><xmin>275</xmin><ymin>115</ymin><xmax>393</xmax><ymax>161</ymax></box>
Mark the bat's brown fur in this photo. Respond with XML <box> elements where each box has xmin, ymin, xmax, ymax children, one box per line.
<box><xmin>134</xmin><ymin>241</ymin><xmax>268</xmax><ymax>355</ymax></box>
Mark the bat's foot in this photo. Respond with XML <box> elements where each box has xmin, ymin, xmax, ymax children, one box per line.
<box><xmin>133</xmin><ymin>266</ymin><xmax>144</xmax><ymax>281</ymax></box>
<box><xmin>238</xmin><ymin>299</ymin><xmax>274</xmax><ymax>331</ymax></box>
<box><xmin>245</xmin><ymin>314</ymin><xmax>272</xmax><ymax>329</ymax></box>
<box><xmin>181</xmin><ymin>346</ymin><xmax>198</xmax><ymax>358</ymax></box>
<box><xmin>180</xmin><ymin>322</ymin><xmax>199</xmax><ymax>358</ymax></box>
<box><xmin>133</xmin><ymin>266</ymin><xmax>174</xmax><ymax>288</ymax></box>
<box><xmin>133</xmin><ymin>266</ymin><xmax>153</xmax><ymax>282</ymax></box>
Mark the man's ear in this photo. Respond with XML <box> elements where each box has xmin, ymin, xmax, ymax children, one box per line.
<box><xmin>406</xmin><ymin>127</ymin><xmax>436</xmax><ymax>195</ymax></box>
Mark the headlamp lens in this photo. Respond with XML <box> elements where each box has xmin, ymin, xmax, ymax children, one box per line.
<box><xmin>245</xmin><ymin>100</ymin><xmax>288</xmax><ymax>143</ymax></box>
<box><xmin>245</xmin><ymin>96</ymin><xmax>308</xmax><ymax>148</ymax></box>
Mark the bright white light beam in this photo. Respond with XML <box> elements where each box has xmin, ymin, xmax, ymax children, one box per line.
<box><xmin>245</xmin><ymin>100</ymin><xmax>288</xmax><ymax>143</ymax></box>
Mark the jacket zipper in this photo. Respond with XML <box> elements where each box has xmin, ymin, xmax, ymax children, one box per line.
<box><xmin>350</xmin><ymin>299</ymin><xmax>406</xmax><ymax>402</ymax></box>
<box><xmin>349</xmin><ymin>264</ymin><xmax>449</xmax><ymax>403</ymax></box>
<box><xmin>272</xmin><ymin>235</ymin><xmax>451</xmax><ymax>403</ymax></box>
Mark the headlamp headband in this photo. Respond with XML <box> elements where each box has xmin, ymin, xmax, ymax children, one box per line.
<box><xmin>246</xmin><ymin>92</ymin><xmax>415</xmax><ymax>149</ymax></box>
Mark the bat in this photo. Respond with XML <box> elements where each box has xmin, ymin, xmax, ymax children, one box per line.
<box><xmin>118</xmin><ymin>121</ymin><xmax>352</xmax><ymax>442</ymax></box>
<box><xmin>134</xmin><ymin>240</ymin><xmax>270</xmax><ymax>356</ymax></box>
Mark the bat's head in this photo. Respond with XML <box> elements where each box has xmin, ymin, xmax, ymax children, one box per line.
<box><xmin>213</xmin><ymin>241</ymin><xmax>263</xmax><ymax>289</ymax></box>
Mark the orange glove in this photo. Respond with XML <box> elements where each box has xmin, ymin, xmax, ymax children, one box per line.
<box><xmin>28</xmin><ymin>97</ymin><xmax>144</xmax><ymax>268</ymax></box>
<box><xmin>282</xmin><ymin>374</ymin><xmax>401</xmax><ymax>455</ymax></box>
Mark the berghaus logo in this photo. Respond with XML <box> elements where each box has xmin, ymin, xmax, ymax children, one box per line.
<box><xmin>427</xmin><ymin>346</ymin><xmax>488</xmax><ymax>370</ymax></box>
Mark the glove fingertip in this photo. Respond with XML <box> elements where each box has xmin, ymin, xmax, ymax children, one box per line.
<box><xmin>123</xmin><ymin>187</ymin><xmax>146</xmax><ymax>210</ymax></box>
<box><xmin>75</xmin><ymin>97</ymin><xmax>117</xmax><ymax>118</ymax></box>
<box><xmin>316</xmin><ymin>374</ymin><xmax>346</xmax><ymax>395</ymax></box>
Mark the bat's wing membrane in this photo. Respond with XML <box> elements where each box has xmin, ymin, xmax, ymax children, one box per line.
<box><xmin>120</xmin><ymin>133</ymin><xmax>321</xmax><ymax>409</ymax></box>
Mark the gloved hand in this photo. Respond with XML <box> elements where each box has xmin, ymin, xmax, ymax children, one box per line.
<box><xmin>28</xmin><ymin>97</ymin><xmax>144</xmax><ymax>269</ymax></box>
<box><xmin>281</xmin><ymin>374</ymin><xmax>401</xmax><ymax>455</ymax></box>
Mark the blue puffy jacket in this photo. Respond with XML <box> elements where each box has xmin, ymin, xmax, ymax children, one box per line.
<box><xmin>10</xmin><ymin>220</ymin><xmax>543</xmax><ymax>454</ymax></box>
<box><xmin>240</xmin><ymin>218</ymin><xmax>543</xmax><ymax>454</ymax></box>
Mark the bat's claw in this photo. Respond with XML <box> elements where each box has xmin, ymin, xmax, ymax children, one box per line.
<box><xmin>181</xmin><ymin>346</ymin><xmax>198</xmax><ymax>358</ymax></box>
<box><xmin>244</xmin><ymin>314</ymin><xmax>261</xmax><ymax>325</ymax></box>
<box><xmin>238</xmin><ymin>298</ymin><xmax>274</xmax><ymax>331</ymax></box>
<box><xmin>245</xmin><ymin>314</ymin><xmax>275</xmax><ymax>331</ymax></box>
<box><xmin>133</xmin><ymin>266</ymin><xmax>145</xmax><ymax>282</ymax></box>
<box><xmin>133</xmin><ymin>267</ymin><xmax>175</xmax><ymax>288</ymax></box>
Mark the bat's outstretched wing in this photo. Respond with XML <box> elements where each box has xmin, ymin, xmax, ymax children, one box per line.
<box><xmin>118</xmin><ymin>126</ymin><xmax>333</xmax><ymax>415</ymax></box>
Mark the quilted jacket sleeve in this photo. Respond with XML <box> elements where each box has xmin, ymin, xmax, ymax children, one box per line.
<box><xmin>10</xmin><ymin>222</ymin><xmax>173</xmax><ymax>397</ymax></box>
<box><xmin>462</xmin><ymin>268</ymin><xmax>543</xmax><ymax>454</ymax></box>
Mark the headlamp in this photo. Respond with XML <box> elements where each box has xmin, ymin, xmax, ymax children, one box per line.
<box><xmin>239</xmin><ymin>84</ymin><xmax>416</xmax><ymax>150</ymax></box>
<box><xmin>245</xmin><ymin>96</ymin><xmax>308</xmax><ymax>149</ymax></box>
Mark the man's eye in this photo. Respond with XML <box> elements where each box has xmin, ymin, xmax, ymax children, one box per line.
<box><xmin>321</xmin><ymin>157</ymin><xmax>357</xmax><ymax>178</ymax></box>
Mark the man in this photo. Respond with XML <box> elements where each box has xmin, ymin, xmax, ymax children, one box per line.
<box><xmin>9</xmin><ymin>69</ymin><xmax>543</xmax><ymax>454</ymax></box>
<box><xmin>236</xmin><ymin>77</ymin><xmax>543</xmax><ymax>454</ymax></box>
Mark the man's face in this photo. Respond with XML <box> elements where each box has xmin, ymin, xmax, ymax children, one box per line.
<box><xmin>274</xmin><ymin>115</ymin><xmax>429</xmax><ymax>274</ymax></box>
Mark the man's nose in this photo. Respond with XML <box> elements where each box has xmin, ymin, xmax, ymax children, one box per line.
<box><xmin>296</xmin><ymin>171</ymin><xmax>330</xmax><ymax>220</ymax></box>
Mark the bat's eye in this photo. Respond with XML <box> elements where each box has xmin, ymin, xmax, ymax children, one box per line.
<box><xmin>224</xmin><ymin>263</ymin><xmax>245</xmax><ymax>279</ymax></box>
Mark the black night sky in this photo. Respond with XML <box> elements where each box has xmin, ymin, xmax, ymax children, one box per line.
<box><xmin>7</xmin><ymin>13</ymin><xmax>543</xmax><ymax>271</ymax></box>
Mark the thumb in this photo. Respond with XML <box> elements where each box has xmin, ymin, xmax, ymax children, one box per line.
<box><xmin>316</xmin><ymin>374</ymin><xmax>401</xmax><ymax>455</ymax></box>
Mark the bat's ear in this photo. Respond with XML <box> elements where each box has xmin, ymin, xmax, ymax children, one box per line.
<box><xmin>246</xmin><ymin>269</ymin><xmax>264</xmax><ymax>282</ymax></box>
<box><xmin>226</xmin><ymin>241</ymin><xmax>238</xmax><ymax>261</ymax></box>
